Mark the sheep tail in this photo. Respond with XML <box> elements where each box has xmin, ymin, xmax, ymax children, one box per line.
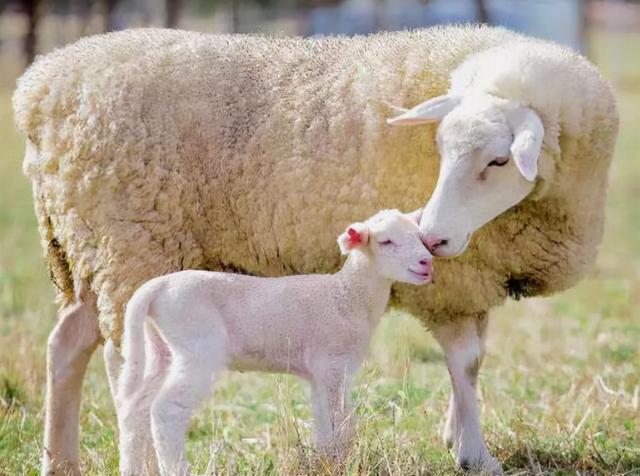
<box><xmin>118</xmin><ymin>284</ymin><xmax>158</xmax><ymax>402</ymax></box>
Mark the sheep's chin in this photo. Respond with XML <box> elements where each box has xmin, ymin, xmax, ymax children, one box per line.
<box><xmin>406</xmin><ymin>269</ymin><xmax>432</xmax><ymax>285</ymax></box>
<box><xmin>432</xmin><ymin>235</ymin><xmax>470</xmax><ymax>258</ymax></box>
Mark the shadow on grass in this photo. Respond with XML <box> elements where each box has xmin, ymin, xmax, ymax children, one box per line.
<box><xmin>409</xmin><ymin>346</ymin><xmax>444</xmax><ymax>365</ymax></box>
<box><xmin>497</xmin><ymin>441</ymin><xmax>640</xmax><ymax>474</ymax></box>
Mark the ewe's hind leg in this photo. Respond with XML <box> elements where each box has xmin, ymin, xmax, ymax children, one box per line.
<box><xmin>433</xmin><ymin>313</ymin><xmax>501</xmax><ymax>475</ymax></box>
<box><xmin>310</xmin><ymin>359</ymin><xmax>357</xmax><ymax>460</ymax></box>
<box><xmin>104</xmin><ymin>338</ymin><xmax>124</xmax><ymax>412</ymax></box>
<box><xmin>42</xmin><ymin>281</ymin><xmax>100</xmax><ymax>475</ymax></box>
<box><xmin>442</xmin><ymin>391</ymin><xmax>457</xmax><ymax>449</ymax></box>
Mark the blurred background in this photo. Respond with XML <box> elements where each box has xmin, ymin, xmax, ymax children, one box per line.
<box><xmin>1</xmin><ymin>0</ymin><xmax>639</xmax><ymax>474</ymax></box>
<box><xmin>1</xmin><ymin>0</ymin><xmax>640</xmax><ymax>79</ymax></box>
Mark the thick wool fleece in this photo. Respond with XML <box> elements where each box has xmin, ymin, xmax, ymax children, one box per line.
<box><xmin>13</xmin><ymin>26</ymin><xmax>618</xmax><ymax>343</ymax></box>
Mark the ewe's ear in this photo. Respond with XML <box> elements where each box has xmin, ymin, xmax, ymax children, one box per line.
<box><xmin>337</xmin><ymin>223</ymin><xmax>370</xmax><ymax>255</ymax></box>
<box><xmin>386</xmin><ymin>95</ymin><xmax>461</xmax><ymax>126</ymax></box>
<box><xmin>406</xmin><ymin>208</ymin><xmax>423</xmax><ymax>225</ymax></box>
<box><xmin>507</xmin><ymin>107</ymin><xmax>544</xmax><ymax>182</ymax></box>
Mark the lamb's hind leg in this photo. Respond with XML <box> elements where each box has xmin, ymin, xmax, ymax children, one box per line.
<box><xmin>118</xmin><ymin>324</ymin><xmax>170</xmax><ymax>476</ymax></box>
<box><xmin>107</xmin><ymin>301</ymin><xmax>173</xmax><ymax>474</ymax></box>
<box><xmin>42</xmin><ymin>280</ymin><xmax>101</xmax><ymax>475</ymax></box>
<box><xmin>151</xmin><ymin>357</ymin><xmax>221</xmax><ymax>476</ymax></box>
<box><xmin>433</xmin><ymin>313</ymin><xmax>502</xmax><ymax>475</ymax></box>
<box><xmin>150</xmin><ymin>312</ymin><xmax>225</xmax><ymax>476</ymax></box>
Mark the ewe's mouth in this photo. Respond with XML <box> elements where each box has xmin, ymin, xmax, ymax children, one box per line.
<box><xmin>433</xmin><ymin>234</ymin><xmax>471</xmax><ymax>258</ymax></box>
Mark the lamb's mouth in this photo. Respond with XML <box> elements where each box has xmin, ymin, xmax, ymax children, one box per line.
<box><xmin>409</xmin><ymin>269</ymin><xmax>431</xmax><ymax>281</ymax></box>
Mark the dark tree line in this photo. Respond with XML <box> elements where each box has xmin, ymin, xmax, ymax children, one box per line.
<box><xmin>4</xmin><ymin>0</ymin><xmax>498</xmax><ymax>67</ymax></box>
<box><xmin>1</xmin><ymin>0</ymin><xmax>189</xmax><ymax>65</ymax></box>
<box><xmin>1</xmin><ymin>0</ymin><xmax>265</xmax><ymax>65</ymax></box>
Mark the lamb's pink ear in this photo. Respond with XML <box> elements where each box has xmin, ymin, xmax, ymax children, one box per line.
<box><xmin>386</xmin><ymin>95</ymin><xmax>461</xmax><ymax>126</ymax></box>
<box><xmin>406</xmin><ymin>208</ymin><xmax>423</xmax><ymax>225</ymax></box>
<box><xmin>508</xmin><ymin>107</ymin><xmax>544</xmax><ymax>182</ymax></box>
<box><xmin>337</xmin><ymin>223</ymin><xmax>370</xmax><ymax>255</ymax></box>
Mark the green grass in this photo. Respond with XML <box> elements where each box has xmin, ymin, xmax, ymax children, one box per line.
<box><xmin>1</xmin><ymin>29</ymin><xmax>639</xmax><ymax>475</ymax></box>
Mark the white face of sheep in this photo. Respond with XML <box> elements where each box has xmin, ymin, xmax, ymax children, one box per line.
<box><xmin>387</xmin><ymin>93</ymin><xmax>544</xmax><ymax>257</ymax></box>
<box><xmin>337</xmin><ymin>209</ymin><xmax>433</xmax><ymax>285</ymax></box>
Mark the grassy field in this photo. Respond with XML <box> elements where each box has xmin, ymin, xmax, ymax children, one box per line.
<box><xmin>0</xmin><ymin>30</ymin><xmax>639</xmax><ymax>475</ymax></box>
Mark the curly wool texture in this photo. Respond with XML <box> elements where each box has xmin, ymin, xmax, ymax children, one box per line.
<box><xmin>13</xmin><ymin>26</ymin><xmax>618</xmax><ymax>343</ymax></box>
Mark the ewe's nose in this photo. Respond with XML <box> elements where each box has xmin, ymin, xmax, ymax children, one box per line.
<box><xmin>422</xmin><ymin>235</ymin><xmax>449</xmax><ymax>254</ymax></box>
<box><xmin>419</xmin><ymin>258</ymin><xmax>430</xmax><ymax>266</ymax></box>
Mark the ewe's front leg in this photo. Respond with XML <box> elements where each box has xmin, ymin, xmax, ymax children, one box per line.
<box><xmin>439</xmin><ymin>315</ymin><xmax>488</xmax><ymax>452</ymax></box>
<box><xmin>42</xmin><ymin>281</ymin><xmax>101</xmax><ymax>475</ymax></box>
<box><xmin>433</xmin><ymin>313</ymin><xmax>502</xmax><ymax>474</ymax></box>
<box><xmin>310</xmin><ymin>359</ymin><xmax>357</xmax><ymax>460</ymax></box>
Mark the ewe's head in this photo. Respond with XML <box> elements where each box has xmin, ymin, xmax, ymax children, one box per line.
<box><xmin>337</xmin><ymin>209</ymin><xmax>432</xmax><ymax>285</ymax></box>
<box><xmin>387</xmin><ymin>93</ymin><xmax>544</xmax><ymax>257</ymax></box>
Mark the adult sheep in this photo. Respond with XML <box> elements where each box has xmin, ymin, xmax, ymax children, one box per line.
<box><xmin>13</xmin><ymin>26</ymin><xmax>617</xmax><ymax>474</ymax></box>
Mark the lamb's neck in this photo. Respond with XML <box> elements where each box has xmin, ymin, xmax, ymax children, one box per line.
<box><xmin>337</xmin><ymin>250</ymin><xmax>392</xmax><ymax>325</ymax></box>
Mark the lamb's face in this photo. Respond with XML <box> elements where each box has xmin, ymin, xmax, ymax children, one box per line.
<box><xmin>387</xmin><ymin>93</ymin><xmax>544</xmax><ymax>257</ymax></box>
<box><xmin>338</xmin><ymin>210</ymin><xmax>433</xmax><ymax>285</ymax></box>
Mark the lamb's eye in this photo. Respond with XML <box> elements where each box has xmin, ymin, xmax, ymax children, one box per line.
<box><xmin>378</xmin><ymin>240</ymin><xmax>393</xmax><ymax>246</ymax></box>
<box><xmin>487</xmin><ymin>156</ymin><xmax>509</xmax><ymax>167</ymax></box>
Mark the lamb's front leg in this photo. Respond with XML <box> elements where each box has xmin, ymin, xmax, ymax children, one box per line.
<box><xmin>433</xmin><ymin>313</ymin><xmax>502</xmax><ymax>475</ymax></box>
<box><xmin>310</xmin><ymin>358</ymin><xmax>357</xmax><ymax>461</ymax></box>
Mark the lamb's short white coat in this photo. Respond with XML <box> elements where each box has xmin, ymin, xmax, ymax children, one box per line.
<box><xmin>117</xmin><ymin>210</ymin><xmax>432</xmax><ymax>475</ymax></box>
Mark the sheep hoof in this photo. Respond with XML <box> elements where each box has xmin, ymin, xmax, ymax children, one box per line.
<box><xmin>442</xmin><ymin>427</ymin><xmax>454</xmax><ymax>449</ymax></box>
<box><xmin>457</xmin><ymin>455</ymin><xmax>503</xmax><ymax>475</ymax></box>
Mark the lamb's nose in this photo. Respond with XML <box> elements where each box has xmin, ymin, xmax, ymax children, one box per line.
<box><xmin>418</xmin><ymin>259</ymin><xmax>432</xmax><ymax>273</ymax></box>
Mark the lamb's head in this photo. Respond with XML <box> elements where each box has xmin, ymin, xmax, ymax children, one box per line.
<box><xmin>387</xmin><ymin>93</ymin><xmax>544</xmax><ymax>257</ymax></box>
<box><xmin>337</xmin><ymin>209</ymin><xmax>433</xmax><ymax>285</ymax></box>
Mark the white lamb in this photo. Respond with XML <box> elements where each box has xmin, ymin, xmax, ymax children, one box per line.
<box><xmin>117</xmin><ymin>209</ymin><xmax>432</xmax><ymax>476</ymax></box>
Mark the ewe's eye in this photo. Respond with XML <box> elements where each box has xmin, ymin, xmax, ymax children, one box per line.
<box><xmin>378</xmin><ymin>240</ymin><xmax>394</xmax><ymax>246</ymax></box>
<box><xmin>487</xmin><ymin>156</ymin><xmax>509</xmax><ymax>167</ymax></box>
